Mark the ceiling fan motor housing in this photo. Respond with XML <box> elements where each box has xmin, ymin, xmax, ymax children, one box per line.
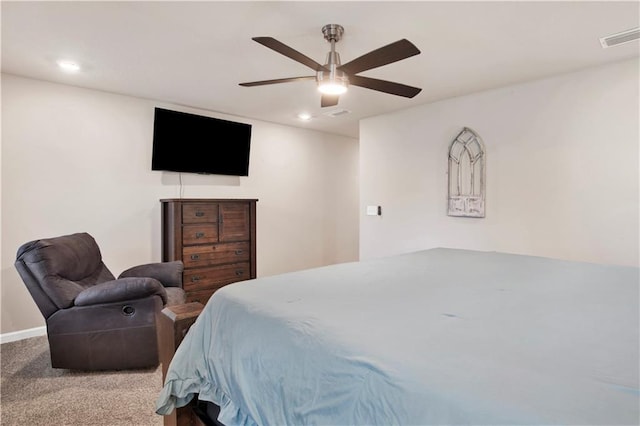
<box><xmin>318</xmin><ymin>50</ymin><xmax>349</xmax><ymax>90</ymax></box>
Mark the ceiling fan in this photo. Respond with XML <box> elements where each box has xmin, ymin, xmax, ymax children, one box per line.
<box><xmin>239</xmin><ymin>24</ymin><xmax>422</xmax><ymax>108</ymax></box>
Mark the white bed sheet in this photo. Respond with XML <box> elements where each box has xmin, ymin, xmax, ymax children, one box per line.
<box><xmin>157</xmin><ymin>248</ymin><xmax>639</xmax><ymax>425</ymax></box>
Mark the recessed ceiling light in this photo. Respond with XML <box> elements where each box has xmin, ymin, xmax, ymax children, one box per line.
<box><xmin>56</xmin><ymin>60</ymin><xmax>80</xmax><ymax>72</ymax></box>
<box><xmin>297</xmin><ymin>112</ymin><xmax>312</xmax><ymax>121</ymax></box>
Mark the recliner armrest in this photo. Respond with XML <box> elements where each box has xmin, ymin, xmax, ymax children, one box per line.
<box><xmin>74</xmin><ymin>277</ymin><xmax>167</xmax><ymax>306</ymax></box>
<box><xmin>118</xmin><ymin>261</ymin><xmax>183</xmax><ymax>288</ymax></box>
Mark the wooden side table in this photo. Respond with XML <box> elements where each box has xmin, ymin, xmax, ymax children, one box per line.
<box><xmin>158</xmin><ymin>302</ymin><xmax>204</xmax><ymax>426</ymax></box>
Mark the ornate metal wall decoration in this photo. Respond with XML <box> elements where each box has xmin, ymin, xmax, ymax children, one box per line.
<box><xmin>448</xmin><ymin>127</ymin><xmax>485</xmax><ymax>217</ymax></box>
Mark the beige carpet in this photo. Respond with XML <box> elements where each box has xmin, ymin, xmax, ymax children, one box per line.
<box><xmin>0</xmin><ymin>336</ymin><xmax>163</xmax><ymax>425</ymax></box>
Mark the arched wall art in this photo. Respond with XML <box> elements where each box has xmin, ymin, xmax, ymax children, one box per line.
<box><xmin>448</xmin><ymin>127</ymin><xmax>485</xmax><ymax>218</ymax></box>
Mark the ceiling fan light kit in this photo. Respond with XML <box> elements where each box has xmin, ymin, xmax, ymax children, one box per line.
<box><xmin>317</xmin><ymin>77</ymin><xmax>348</xmax><ymax>95</ymax></box>
<box><xmin>240</xmin><ymin>24</ymin><xmax>422</xmax><ymax>108</ymax></box>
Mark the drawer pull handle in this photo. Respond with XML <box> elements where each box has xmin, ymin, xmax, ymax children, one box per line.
<box><xmin>195</xmin><ymin>232</ymin><xmax>205</xmax><ymax>239</ymax></box>
<box><xmin>195</xmin><ymin>211</ymin><xmax>205</xmax><ymax>217</ymax></box>
<box><xmin>235</xmin><ymin>270</ymin><xmax>244</xmax><ymax>276</ymax></box>
<box><xmin>235</xmin><ymin>249</ymin><xmax>243</xmax><ymax>255</ymax></box>
<box><xmin>191</xmin><ymin>276</ymin><xmax>201</xmax><ymax>282</ymax></box>
<box><xmin>190</xmin><ymin>254</ymin><xmax>200</xmax><ymax>260</ymax></box>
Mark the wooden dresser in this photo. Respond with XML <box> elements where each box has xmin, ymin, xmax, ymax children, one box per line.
<box><xmin>160</xmin><ymin>198</ymin><xmax>257</xmax><ymax>305</ymax></box>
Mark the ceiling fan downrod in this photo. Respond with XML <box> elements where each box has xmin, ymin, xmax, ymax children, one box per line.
<box><xmin>318</xmin><ymin>24</ymin><xmax>348</xmax><ymax>95</ymax></box>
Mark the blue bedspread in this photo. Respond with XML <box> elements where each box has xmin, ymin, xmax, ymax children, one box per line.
<box><xmin>156</xmin><ymin>248</ymin><xmax>639</xmax><ymax>425</ymax></box>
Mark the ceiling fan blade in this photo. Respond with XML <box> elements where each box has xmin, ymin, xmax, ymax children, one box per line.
<box><xmin>239</xmin><ymin>76</ymin><xmax>316</xmax><ymax>87</ymax></box>
<box><xmin>253</xmin><ymin>37</ymin><xmax>328</xmax><ymax>72</ymax></box>
<box><xmin>339</xmin><ymin>39</ymin><xmax>420</xmax><ymax>75</ymax></box>
<box><xmin>349</xmin><ymin>75</ymin><xmax>422</xmax><ymax>98</ymax></box>
<box><xmin>321</xmin><ymin>94</ymin><xmax>340</xmax><ymax>108</ymax></box>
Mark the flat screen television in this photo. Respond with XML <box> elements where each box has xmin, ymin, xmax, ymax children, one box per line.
<box><xmin>151</xmin><ymin>107</ymin><xmax>252</xmax><ymax>176</ymax></box>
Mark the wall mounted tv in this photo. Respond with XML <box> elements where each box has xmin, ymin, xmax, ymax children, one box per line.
<box><xmin>151</xmin><ymin>107</ymin><xmax>252</xmax><ymax>176</ymax></box>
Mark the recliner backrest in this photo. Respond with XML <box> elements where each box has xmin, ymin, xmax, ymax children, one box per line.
<box><xmin>15</xmin><ymin>233</ymin><xmax>115</xmax><ymax>317</ymax></box>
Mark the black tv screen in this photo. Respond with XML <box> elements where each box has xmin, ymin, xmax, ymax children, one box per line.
<box><xmin>151</xmin><ymin>108</ymin><xmax>252</xmax><ymax>176</ymax></box>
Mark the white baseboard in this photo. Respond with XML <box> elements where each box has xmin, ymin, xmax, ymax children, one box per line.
<box><xmin>0</xmin><ymin>326</ymin><xmax>46</xmax><ymax>344</ymax></box>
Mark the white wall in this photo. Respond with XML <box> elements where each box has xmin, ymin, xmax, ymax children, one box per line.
<box><xmin>360</xmin><ymin>59</ymin><xmax>639</xmax><ymax>266</ymax></box>
<box><xmin>1</xmin><ymin>74</ymin><xmax>359</xmax><ymax>334</ymax></box>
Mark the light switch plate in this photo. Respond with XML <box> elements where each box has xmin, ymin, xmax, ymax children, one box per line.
<box><xmin>366</xmin><ymin>205</ymin><xmax>381</xmax><ymax>216</ymax></box>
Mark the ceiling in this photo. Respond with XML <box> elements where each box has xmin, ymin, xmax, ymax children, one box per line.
<box><xmin>2</xmin><ymin>1</ymin><xmax>638</xmax><ymax>139</ymax></box>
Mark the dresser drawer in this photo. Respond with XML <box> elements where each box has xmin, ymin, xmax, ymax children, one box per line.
<box><xmin>185</xmin><ymin>288</ymin><xmax>218</xmax><ymax>305</ymax></box>
<box><xmin>182</xmin><ymin>204</ymin><xmax>219</xmax><ymax>224</ymax></box>
<box><xmin>183</xmin><ymin>262</ymin><xmax>251</xmax><ymax>291</ymax></box>
<box><xmin>182</xmin><ymin>242</ymin><xmax>250</xmax><ymax>268</ymax></box>
<box><xmin>182</xmin><ymin>224</ymin><xmax>219</xmax><ymax>245</ymax></box>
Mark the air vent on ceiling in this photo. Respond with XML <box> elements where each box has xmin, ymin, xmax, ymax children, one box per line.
<box><xmin>599</xmin><ymin>27</ymin><xmax>640</xmax><ymax>48</ymax></box>
<box><xmin>324</xmin><ymin>109</ymin><xmax>351</xmax><ymax>118</ymax></box>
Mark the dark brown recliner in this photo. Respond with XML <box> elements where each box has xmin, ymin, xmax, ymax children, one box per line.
<box><xmin>15</xmin><ymin>232</ymin><xmax>186</xmax><ymax>371</ymax></box>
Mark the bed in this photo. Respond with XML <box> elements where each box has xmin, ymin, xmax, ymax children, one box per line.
<box><xmin>156</xmin><ymin>248</ymin><xmax>639</xmax><ymax>425</ymax></box>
